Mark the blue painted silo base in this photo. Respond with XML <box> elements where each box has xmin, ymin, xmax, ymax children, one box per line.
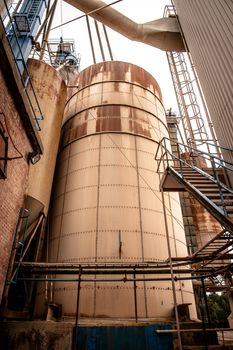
<box><xmin>74</xmin><ymin>325</ymin><xmax>173</xmax><ymax>350</ymax></box>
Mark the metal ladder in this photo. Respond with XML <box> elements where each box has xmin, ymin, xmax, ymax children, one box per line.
<box><xmin>26</xmin><ymin>0</ymin><xmax>42</xmax><ymax>28</ymax></box>
<box><xmin>5</xmin><ymin>208</ymin><xmax>30</xmax><ymax>285</ymax></box>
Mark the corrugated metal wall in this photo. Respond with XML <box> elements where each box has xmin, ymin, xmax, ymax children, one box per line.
<box><xmin>174</xmin><ymin>0</ymin><xmax>233</xmax><ymax>164</ymax></box>
<box><xmin>75</xmin><ymin>325</ymin><xmax>173</xmax><ymax>350</ymax></box>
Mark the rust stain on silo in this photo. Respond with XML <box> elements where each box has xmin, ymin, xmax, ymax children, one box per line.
<box><xmin>61</xmin><ymin>61</ymin><xmax>164</xmax><ymax>149</ymax></box>
<box><xmin>27</xmin><ymin>59</ymin><xmax>61</xmax><ymax>101</ymax></box>
<box><xmin>96</xmin><ymin>105</ymin><xmax>121</xmax><ymax>132</ymax></box>
<box><xmin>77</xmin><ymin>61</ymin><xmax>163</xmax><ymax>101</ymax></box>
<box><xmin>190</xmin><ymin>196</ymin><xmax>221</xmax><ymax>248</ymax></box>
<box><xmin>128</xmin><ymin>109</ymin><xmax>151</xmax><ymax>138</ymax></box>
<box><xmin>180</xmin><ymin>153</ymin><xmax>221</xmax><ymax>248</ymax></box>
<box><xmin>71</xmin><ymin>123</ymin><xmax>88</xmax><ymax>140</ymax></box>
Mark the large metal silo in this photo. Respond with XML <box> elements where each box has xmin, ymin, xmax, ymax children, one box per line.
<box><xmin>43</xmin><ymin>61</ymin><xmax>196</xmax><ymax>320</ymax></box>
<box><xmin>26</xmin><ymin>59</ymin><xmax>67</xmax><ymax>214</ymax></box>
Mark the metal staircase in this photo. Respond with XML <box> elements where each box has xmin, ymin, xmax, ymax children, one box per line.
<box><xmin>162</xmin><ymin>165</ymin><xmax>233</xmax><ymax>231</ymax></box>
<box><xmin>155</xmin><ymin>137</ymin><xmax>233</xmax><ymax>268</ymax></box>
<box><xmin>27</xmin><ymin>0</ymin><xmax>42</xmax><ymax>27</ymax></box>
<box><xmin>1</xmin><ymin>1</ymin><xmax>45</xmax><ymax>130</ymax></box>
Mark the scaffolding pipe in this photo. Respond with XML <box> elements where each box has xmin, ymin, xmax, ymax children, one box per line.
<box><xmin>102</xmin><ymin>23</ymin><xmax>113</xmax><ymax>60</ymax></box>
<box><xmin>156</xmin><ymin>328</ymin><xmax>233</xmax><ymax>333</ymax></box>
<box><xmin>74</xmin><ymin>268</ymin><xmax>82</xmax><ymax>350</ymax></box>
<box><xmin>27</xmin><ymin>215</ymin><xmax>46</xmax><ymax>308</ymax></box>
<box><xmin>18</xmin><ymin>273</ymin><xmax>216</xmax><ymax>283</ymax></box>
<box><xmin>94</xmin><ymin>19</ymin><xmax>105</xmax><ymax>61</ymax></box>
<box><xmin>39</xmin><ymin>0</ymin><xmax>59</xmax><ymax>60</ymax></box>
<box><xmin>161</xmin><ymin>188</ymin><xmax>183</xmax><ymax>350</ymax></box>
<box><xmin>133</xmin><ymin>269</ymin><xmax>138</xmax><ymax>323</ymax></box>
<box><xmin>86</xmin><ymin>16</ymin><xmax>96</xmax><ymax>64</ymax></box>
<box><xmin>19</xmin><ymin>261</ymin><xmax>231</xmax><ymax>271</ymax></box>
<box><xmin>40</xmin><ymin>0</ymin><xmax>52</xmax><ymax>45</ymax></box>
<box><xmin>34</xmin><ymin>0</ymin><xmax>57</xmax><ymax>42</ymax></box>
<box><xmin>17</xmin><ymin>268</ymin><xmax>210</xmax><ymax>275</ymax></box>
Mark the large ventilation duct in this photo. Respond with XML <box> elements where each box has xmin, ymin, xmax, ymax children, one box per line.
<box><xmin>64</xmin><ymin>0</ymin><xmax>185</xmax><ymax>52</ymax></box>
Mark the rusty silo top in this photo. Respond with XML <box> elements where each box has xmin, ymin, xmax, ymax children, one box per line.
<box><xmin>62</xmin><ymin>61</ymin><xmax>165</xmax><ymax>149</ymax></box>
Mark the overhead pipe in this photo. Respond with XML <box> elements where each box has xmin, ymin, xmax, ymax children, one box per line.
<box><xmin>64</xmin><ymin>0</ymin><xmax>185</xmax><ymax>52</ymax></box>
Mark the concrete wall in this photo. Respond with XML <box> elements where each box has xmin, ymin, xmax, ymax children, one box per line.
<box><xmin>0</xmin><ymin>321</ymin><xmax>73</xmax><ymax>350</ymax></box>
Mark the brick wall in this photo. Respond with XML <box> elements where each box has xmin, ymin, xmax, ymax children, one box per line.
<box><xmin>0</xmin><ymin>67</ymin><xmax>31</xmax><ymax>302</ymax></box>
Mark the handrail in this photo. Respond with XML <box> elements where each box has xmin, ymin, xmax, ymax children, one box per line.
<box><xmin>1</xmin><ymin>1</ymin><xmax>44</xmax><ymax>131</ymax></box>
<box><xmin>159</xmin><ymin>143</ymin><xmax>233</xmax><ymax>196</ymax></box>
<box><xmin>190</xmin><ymin>139</ymin><xmax>233</xmax><ymax>154</ymax></box>
<box><xmin>155</xmin><ymin>137</ymin><xmax>233</xmax><ymax>170</ymax></box>
<box><xmin>155</xmin><ymin>135</ymin><xmax>233</xmax><ymax>215</ymax></box>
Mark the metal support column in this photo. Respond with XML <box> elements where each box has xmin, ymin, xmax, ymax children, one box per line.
<box><xmin>161</xmin><ymin>189</ymin><xmax>183</xmax><ymax>350</ymax></box>
<box><xmin>73</xmin><ymin>267</ymin><xmax>82</xmax><ymax>350</ymax></box>
<box><xmin>133</xmin><ymin>268</ymin><xmax>138</xmax><ymax>323</ymax></box>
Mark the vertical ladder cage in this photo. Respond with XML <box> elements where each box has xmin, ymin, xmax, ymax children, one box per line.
<box><xmin>164</xmin><ymin>5</ymin><xmax>220</xmax><ymax>159</ymax></box>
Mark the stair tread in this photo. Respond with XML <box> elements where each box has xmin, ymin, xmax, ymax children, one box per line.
<box><xmin>168</xmin><ymin>165</ymin><xmax>233</xmax><ymax>230</ymax></box>
<box><xmin>202</xmin><ymin>189</ymin><xmax>230</xmax><ymax>193</ymax></box>
<box><xmin>188</xmin><ymin>179</ymin><xmax>215</xmax><ymax>182</ymax></box>
<box><xmin>191</xmin><ymin>184</ymin><xmax>216</xmax><ymax>187</ymax></box>
<box><xmin>194</xmin><ymin>184</ymin><xmax>219</xmax><ymax>188</ymax></box>
<box><xmin>184</xmin><ymin>178</ymin><xmax>210</xmax><ymax>181</ymax></box>
<box><xmin>206</xmin><ymin>193</ymin><xmax>233</xmax><ymax>197</ymax></box>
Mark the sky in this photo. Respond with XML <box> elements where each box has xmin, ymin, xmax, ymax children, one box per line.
<box><xmin>49</xmin><ymin>0</ymin><xmax>177</xmax><ymax>111</ymax></box>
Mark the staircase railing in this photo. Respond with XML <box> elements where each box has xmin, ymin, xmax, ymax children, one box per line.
<box><xmin>155</xmin><ymin>137</ymin><xmax>233</xmax><ymax>179</ymax></box>
<box><xmin>155</xmin><ymin>137</ymin><xmax>233</xmax><ymax>215</ymax></box>
<box><xmin>155</xmin><ymin>137</ymin><xmax>233</xmax><ymax>269</ymax></box>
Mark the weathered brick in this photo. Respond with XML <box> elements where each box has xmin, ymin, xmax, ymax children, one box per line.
<box><xmin>0</xmin><ymin>68</ymin><xmax>31</xmax><ymax>302</ymax></box>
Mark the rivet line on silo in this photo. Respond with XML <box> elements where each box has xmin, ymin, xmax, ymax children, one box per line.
<box><xmin>50</xmin><ymin>230</ymin><xmax>168</xmax><ymax>242</ymax></box>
